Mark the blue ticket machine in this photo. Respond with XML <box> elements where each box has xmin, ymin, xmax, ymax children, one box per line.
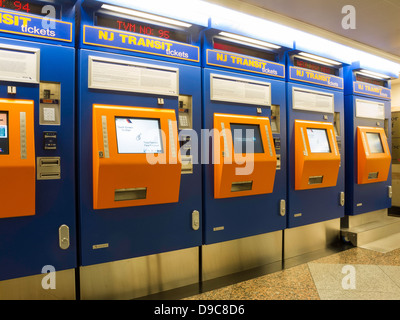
<box><xmin>285</xmin><ymin>47</ymin><xmax>348</xmax><ymax>258</ymax></box>
<box><xmin>0</xmin><ymin>1</ymin><xmax>76</xmax><ymax>299</ymax></box>
<box><xmin>201</xmin><ymin>16</ymin><xmax>292</xmax><ymax>280</ymax></box>
<box><xmin>76</xmin><ymin>0</ymin><xmax>206</xmax><ymax>299</ymax></box>
<box><xmin>341</xmin><ymin>62</ymin><xmax>396</xmax><ymax>243</ymax></box>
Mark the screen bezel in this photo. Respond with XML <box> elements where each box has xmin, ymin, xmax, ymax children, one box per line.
<box><xmin>115</xmin><ymin>116</ymin><xmax>164</xmax><ymax>154</ymax></box>
<box><xmin>306</xmin><ymin>128</ymin><xmax>331</xmax><ymax>154</ymax></box>
<box><xmin>366</xmin><ymin>132</ymin><xmax>384</xmax><ymax>154</ymax></box>
<box><xmin>230</xmin><ymin>123</ymin><xmax>265</xmax><ymax>154</ymax></box>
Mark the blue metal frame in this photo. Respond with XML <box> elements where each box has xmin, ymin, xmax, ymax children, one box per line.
<box><xmin>344</xmin><ymin>62</ymin><xmax>393</xmax><ymax>216</ymax></box>
<box><xmin>286</xmin><ymin>49</ymin><xmax>346</xmax><ymax>228</ymax></box>
<box><xmin>76</xmin><ymin>1</ymin><xmax>204</xmax><ymax>266</ymax></box>
<box><xmin>201</xmin><ymin>26</ymin><xmax>290</xmax><ymax>245</ymax></box>
<box><xmin>0</xmin><ymin>1</ymin><xmax>76</xmax><ymax>281</ymax></box>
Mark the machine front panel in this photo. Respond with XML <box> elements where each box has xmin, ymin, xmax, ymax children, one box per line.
<box><xmin>286</xmin><ymin>81</ymin><xmax>345</xmax><ymax>228</ymax></box>
<box><xmin>203</xmin><ymin>67</ymin><xmax>287</xmax><ymax>245</ymax></box>
<box><xmin>77</xmin><ymin>49</ymin><xmax>202</xmax><ymax>266</ymax></box>
<box><xmin>0</xmin><ymin>37</ymin><xmax>76</xmax><ymax>281</ymax></box>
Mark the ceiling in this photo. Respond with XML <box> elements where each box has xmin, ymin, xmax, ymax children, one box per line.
<box><xmin>239</xmin><ymin>0</ymin><xmax>400</xmax><ymax>57</ymax></box>
<box><xmin>206</xmin><ymin>0</ymin><xmax>400</xmax><ymax>61</ymax></box>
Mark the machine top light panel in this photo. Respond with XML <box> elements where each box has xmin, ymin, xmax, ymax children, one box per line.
<box><xmin>95</xmin><ymin>13</ymin><xmax>190</xmax><ymax>43</ymax></box>
<box><xmin>293</xmin><ymin>57</ymin><xmax>338</xmax><ymax>76</ymax></box>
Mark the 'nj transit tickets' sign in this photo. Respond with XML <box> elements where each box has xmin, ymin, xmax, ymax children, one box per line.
<box><xmin>83</xmin><ymin>25</ymin><xmax>200</xmax><ymax>62</ymax></box>
<box><xmin>353</xmin><ymin>81</ymin><xmax>391</xmax><ymax>99</ymax></box>
<box><xmin>0</xmin><ymin>9</ymin><xmax>72</xmax><ymax>42</ymax></box>
<box><xmin>207</xmin><ymin>49</ymin><xmax>285</xmax><ymax>78</ymax></box>
<box><xmin>290</xmin><ymin>66</ymin><xmax>344</xmax><ymax>89</ymax></box>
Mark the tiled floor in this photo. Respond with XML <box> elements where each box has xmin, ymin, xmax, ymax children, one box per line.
<box><xmin>183</xmin><ymin>247</ymin><xmax>400</xmax><ymax>300</ymax></box>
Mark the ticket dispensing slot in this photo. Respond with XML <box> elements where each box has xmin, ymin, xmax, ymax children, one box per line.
<box><xmin>0</xmin><ymin>99</ymin><xmax>35</xmax><ymax>218</ymax></box>
<box><xmin>93</xmin><ymin>104</ymin><xmax>181</xmax><ymax>210</ymax></box>
<box><xmin>357</xmin><ymin>126</ymin><xmax>391</xmax><ymax>184</ymax></box>
<box><xmin>295</xmin><ymin>120</ymin><xmax>340</xmax><ymax>190</ymax></box>
<box><xmin>214</xmin><ymin>113</ymin><xmax>277</xmax><ymax>199</ymax></box>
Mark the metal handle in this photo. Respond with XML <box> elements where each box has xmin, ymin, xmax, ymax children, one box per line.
<box><xmin>192</xmin><ymin>210</ymin><xmax>200</xmax><ymax>231</ymax></box>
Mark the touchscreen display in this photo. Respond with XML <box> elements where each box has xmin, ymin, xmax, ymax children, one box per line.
<box><xmin>230</xmin><ymin>123</ymin><xmax>264</xmax><ymax>154</ymax></box>
<box><xmin>366</xmin><ymin>132</ymin><xmax>384</xmax><ymax>154</ymax></box>
<box><xmin>115</xmin><ymin>117</ymin><xmax>163</xmax><ymax>154</ymax></box>
<box><xmin>307</xmin><ymin>128</ymin><xmax>331</xmax><ymax>153</ymax></box>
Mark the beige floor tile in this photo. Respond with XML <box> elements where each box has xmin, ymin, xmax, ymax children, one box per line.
<box><xmin>308</xmin><ymin>263</ymin><xmax>400</xmax><ymax>300</ymax></box>
<box><xmin>183</xmin><ymin>247</ymin><xmax>400</xmax><ymax>300</ymax></box>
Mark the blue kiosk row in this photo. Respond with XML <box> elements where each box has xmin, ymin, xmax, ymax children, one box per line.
<box><xmin>0</xmin><ymin>0</ymin><xmax>397</xmax><ymax>300</ymax></box>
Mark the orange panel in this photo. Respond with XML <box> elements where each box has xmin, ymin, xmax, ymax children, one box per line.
<box><xmin>357</xmin><ymin>126</ymin><xmax>391</xmax><ymax>184</ymax></box>
<box><xmin>93</xmin><ymin>104</ymin><xmax>181</xmax><ymax>210</ymax></box>
<box><xmin>213</xmin><ymin>113</ymin><xmax>277</xmax><ymax>199</ymax></box>
<box><xmin>0</xmin><ymin>99</ymin><xmax>35</xmax><ymax>218</ymax></box>
<box><xmin>295</xmin><ymin>120</ymin><xmax>340</xmax><ymax>190</ymax></box>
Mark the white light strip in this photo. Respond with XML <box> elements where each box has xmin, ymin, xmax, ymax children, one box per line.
<box><xmin>298</xmin><ymin>52</ymin><xmax>342</xmax><ymax>66</ymax></box>
<box><xmin>358</xmin><ymin>69</ymin><xmax>390</xmax><ymax>80</ymax></box>
<box><xmin>101</xmin><ymin>4</ymin><xmax>192</xmax><ymax>28</ymax></box>
<box><xmin>219</xmin><ymin>32</ymin><xmax>281</xmax><ymax>49</ymax></box>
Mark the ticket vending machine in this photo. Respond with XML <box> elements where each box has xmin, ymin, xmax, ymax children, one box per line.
<box><xmin>342</xmin><ymin>63</ymin><xmax>395</xmax><ymax>241</ymax></box>
<box><xmin>285</xmin><ymin>48</ymin><xmax>347</xmax><ymax>259</ymax></box>
<box><xmin>0</xmin><ymin>1</ymin><xmax>76</xmax><ymax>299</ymax></box>
<box><xmin>201</xmin><ymin>16</ymin><xmax>292</xmax><ymax>280</ymax></box>
<box><xmin>76</xmin><ymin>1</ymin><xmax>206</xmax><ymax>299</ymax></box>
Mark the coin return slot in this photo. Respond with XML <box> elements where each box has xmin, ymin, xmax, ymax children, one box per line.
<box><xmin>368</xmin><ymin>172</ymin><xmax>379</xmax><ymax>180</ymax></box>
<box><xmin>308</xmin><ymin>176</ymin><xmax>323</xmax><ymax>185</ymax></box>
<box><xmin>231</xmin><ymin>181</ymin><xmax>253</xmax><ymax>192</ymax></box>
<box><xmin>37</xmin><ymin>157</ymin><xmax>61</xmax><ymax>180</ymax></box>
<box><xmin>114</xmin><ymin>188</ymin><xmax>147</xmax><ymax>201</ymax></box>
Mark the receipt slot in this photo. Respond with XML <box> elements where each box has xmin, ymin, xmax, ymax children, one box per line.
<box><xmin>286</xmin><ymin>49</ymin><xmax>347</xmax><ymax>229</ymax></box>
<box><xmin>0</xmin><ymin>1</ymin><xmax>76</xmax><ymax>299</ymax></box>
<box><xmin>344</xmin><ymin>63</ymin><xmax>395</xmax><ymax>216</ymax></box>
<box><xmin>76</xmin><ymin>1</ymin><xmax>206</xmax><ymax>299</ymax></box>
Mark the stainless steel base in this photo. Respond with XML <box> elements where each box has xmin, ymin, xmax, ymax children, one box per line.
<box><xmin>341</xmin><ymin>209</ymin><xmax>400</xmax><ymax>247</ymax></box>
<box><xmin>284</xmin><ymin>218</ymin><xmax>341</xmax><ymax>260</ymax></box>
<box><xmin>0</xmin><ymin>269</ymin><xmax>76</xmax><ymax>300</ymax></box>
<box><xmin>79</xmin><ymin>247</ymin><xmax>199</xmax><ymax>300</ymax></box>
<box><xmin>201</xmin><ymin>231</ymin><xmax>282</xmax><ymax>281</ymax></box>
